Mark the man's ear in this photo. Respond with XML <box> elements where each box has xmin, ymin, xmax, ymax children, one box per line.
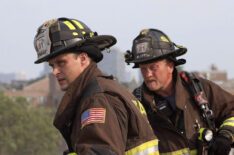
<box><xmin>167</xmin><ymin>61</ymin><xmax>175</xmax><ymax>74</ymax></box>
<box><xmin>79</xmin><ymin>52</ymin><xmax>90</xmax><ymax>66</ymax></box>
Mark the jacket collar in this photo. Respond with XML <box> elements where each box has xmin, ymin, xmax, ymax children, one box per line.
<box><xmin>53</xmin><ymin>62</ymin><xmax>103</xmax><ymax>130</ymax></box>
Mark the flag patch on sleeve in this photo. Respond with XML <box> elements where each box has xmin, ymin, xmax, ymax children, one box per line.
<box><xmin>81</xmin><ymin>108</ymin><xmax>106</xmax><ymax>128</ymax></box>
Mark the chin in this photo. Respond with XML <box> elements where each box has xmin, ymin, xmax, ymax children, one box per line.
<box><xmin>149</xmin><ymin>87</ymin><xmax>158</xmax><ymax>92</ymax></box>
<box><xmin>146</xmin><ymin>83</ymin><xmax>158</xmax><ymax>91</ymax></box>
<box><xmin>60</xmin><ymin>85</ymin><xmax>69</xmax><ymax>91</ymax></box>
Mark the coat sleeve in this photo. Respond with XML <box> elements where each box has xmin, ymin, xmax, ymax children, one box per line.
<box><xmin>72</xmin><ymin>93</ymin><xmax>128</xmax><ymax>155</ymax></box>
<box><xmin>203</xmin><ymin>79</ymin><xmax>234</xmax><ymax>142</ymax></box>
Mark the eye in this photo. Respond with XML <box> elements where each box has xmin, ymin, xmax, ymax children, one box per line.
<box><xmin>151</xmin><ymin>65</ymin><xmax>158</xmax><ymax>71</ymax></box>
<box><xmin>57</xmin><ymin>60</ymin><xmax>66</xmax><ymax>67</ymax></box>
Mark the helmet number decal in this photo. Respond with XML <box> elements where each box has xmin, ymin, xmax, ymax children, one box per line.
<box><xmin>135</xmin><ymin>42</ymin><xmax>151</xmax><ymax>60</ymax></box>
<box><xmin>34</xmin><ymin>26</ymin><xmax>51</xmax><ymax>58</ymax></box>
<box><xmin>136</xmin><ymin>42</ymin><xmax>149</xmax><ymax>54</ymax></box>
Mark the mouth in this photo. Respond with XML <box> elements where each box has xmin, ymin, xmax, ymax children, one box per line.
<box><xmin>146</xmin><ymin>79</ymin><xmax>156</xmax><ymax>83</ymax></box>
<box><xmin>57</xmin><ymin>78</ymin><xmax>66</xmax><ymax>85</ymax></box>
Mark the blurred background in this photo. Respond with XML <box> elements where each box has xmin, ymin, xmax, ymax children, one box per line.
<box><xmin>0</xmin><ymin>0</ymin><xmax>234</xmax><ymax>154</ymax></box>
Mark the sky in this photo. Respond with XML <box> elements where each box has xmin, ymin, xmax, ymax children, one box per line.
<box><xmin>0</xmin><ymin>0</ymin><xmax>234</xmax><ymax>80</ymax></box>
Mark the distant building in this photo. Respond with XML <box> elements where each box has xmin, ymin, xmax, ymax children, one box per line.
<box><xmin>40</xmin><ymin>62</ymin><xmax>52</xmax><ymax>76</ymax></box>
<box><xmin>219</xmin><ymin>79</ymin><xmax>234</xmax><ymax>95</ymax></box>
<box><xmin>15</xmin><ymin>71</ymin><xmax>27</xmax><ymax>81</ymax></box>
<box><xmin>0</xmin><ymin>71</ymin><xmax>28</xmax><ymax>84</ymax></box>
<box><xmin>98</xmin><ymin>47</ymin><xmax>126</xmax><ymax>82</ymax></box>
<box><xmin>194</xmin><ymin>64</ymin><xmax>227</xmax><ymax>85</ymax></box>
<box><xmin>4</xmin><ymin>74</ymin><xmax>63</xmax><ymax>106</ymax></box>
<box><xmin>192</xmin><ymin>64</ymin><xmax>234</xmax><ymax>95</ymax></box>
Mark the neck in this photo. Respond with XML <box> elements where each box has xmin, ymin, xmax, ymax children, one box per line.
<box><xmin>155</xmin><ymin>76</ymin><xmax>174</xmax><ymax>97</ymax></box>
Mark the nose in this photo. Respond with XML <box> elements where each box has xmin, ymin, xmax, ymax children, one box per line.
<box><xmin>145</xmin><ymin>69</ymin><xmax>152</xmax><ymax>77</ymax></box>
<box><xmin>52</xmin><ymin>67</ymin><xmax>60</xmax><ymax>76</ymax></box>
<box><xmin>143</xmin><ymin>68</ymin><xmax>153</xmax><ymax>78</ymax></box>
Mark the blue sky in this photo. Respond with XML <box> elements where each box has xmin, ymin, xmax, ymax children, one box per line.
<box><xmin>1</xmin><ymin>0</ymin><xmax>234</xmax><ymax>79</ymax></box>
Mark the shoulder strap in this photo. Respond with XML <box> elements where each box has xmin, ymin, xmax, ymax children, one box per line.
<box><xmin>180</xmin><ymin>71</ymin><xmax>215</xmax><ymax>130</ymax></box>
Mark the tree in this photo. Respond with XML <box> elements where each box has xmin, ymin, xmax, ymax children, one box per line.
<box><xmin>0</xmin><ymin>92</ymin><xmax>62</xmax><ymax>155</ymax></box>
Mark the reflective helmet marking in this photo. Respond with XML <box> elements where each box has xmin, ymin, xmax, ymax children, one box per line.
<box><xmin>160</xmin><ymin>36</ymin><xmax>169</xmax><ymax>42</ymax></box>
<box><xmin>63</xmin><ymin>21</ymin><xmax>76</xmax><ymax>30</ymax></box>
<box><xmin>72</xmin><ymin>20</ymin><xmax>84</xmax><ymax>29</ymax></box>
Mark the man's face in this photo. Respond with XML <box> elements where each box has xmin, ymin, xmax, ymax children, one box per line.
<box><xmin>48</xmin><ymin>53</ymin><xmax>88</xmax><ymax>91</ymax></box>
<box><xmin>139</xmin><ymin>59</ymin><xmax>174</xmax><ymax>93</ymax></box>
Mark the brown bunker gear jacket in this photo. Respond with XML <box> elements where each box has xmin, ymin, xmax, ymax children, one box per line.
<box><xmin>134</xmin><ymin>70</ymin><xmax>234</xmax><ymax>155</ymax></box>
<box><xmin>54</xmin><ymin>62</ymin><xmax>159</xmax><ymax>155</ymax></box>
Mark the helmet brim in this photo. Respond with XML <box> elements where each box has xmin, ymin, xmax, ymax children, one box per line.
<box><xmin>130</xmin><ymin>48</ymin><xmax>187</xmax><ymax>68</ymax></box>
<box><xmin>34</xmin><ymin>35</ymin><xmax>117</xmax><ymax>64</ymax></box>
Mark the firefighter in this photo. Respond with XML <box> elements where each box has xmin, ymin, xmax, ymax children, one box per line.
<box><xmin>33</xmin><ymin>18</ymin><xmax>159</xmax><ymax>155</ymax></box>
<box><xmin>125</xmin><ymin>29</ymin><xmax>234</xmax><ymax>155</ymax></box>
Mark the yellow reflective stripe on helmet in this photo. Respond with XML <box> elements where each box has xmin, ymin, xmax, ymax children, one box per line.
<box><xmin>160</xmin><ymin>36</ymin><xmax>169</xmax><ymax>42</ymax></box>
<box><xmin>63</xmin><ymin>21</ymin><xmax>76</xmax><ymax>30</ymax></box>
<box><xmin>160</xmin><ymin>148</ymin><xmax>193</xmax><ymax>155</ymax></box>
<box><xmin>72</xmin><ymin>20</ymin><xmax>84</xmax><ymax>29</ymax></box>
<box><xmin>73</xmin><ymin>32</ymin><xmax>78</xmax><ymax>36</ymax></box>
<box><xmin>220</xmin><ymin>117</ymin><xmax>234</xmax><ymax>128</ymax></box>
<box><xmin>125</xmin><ymin>139</ymin><xmax>159</xmax><ymax>155</ymax></box>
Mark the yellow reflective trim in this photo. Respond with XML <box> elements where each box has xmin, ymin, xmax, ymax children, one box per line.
<box><xmin>220</xmin><ymin>122</ymin><xmax>234</xmax><ymax>128</ymax></box>
<box><xmin>73</xmin><ymin>32</ymin><xmax>78</xmax><ymax>36</ymax></box>
<box><xmin>161</xmin><ymin>148</ymin><xmax>190</xmax><ymax>155</ymax></box>
<box><xmin>198</xmin><ymin>128</ymin><xmax>205</xmax><ymax>141</ymax></box>
<box><xmin>137</xmin><ymin>100</ymin><xmax>147</xmax><ymax>115</ymax></box>
<box><xmin>125</xmin><ymin>139</ymin><xmax>158</xmax><ymax>155</ymax></box>
<box><xmin>148</xmin><ymin>152</ymin><xmax>159</xmax><ymax>155</ymax></box>
<box><xmin>72</xmin><ymin>20</ymin><xmax>84</xmax><ymax>29</ymax></box>
<box><xmin>132</xmin><ymin>100</ymin><xmax>138</xmax><ymax>107</ymax></box>
<box><xmin>160</xmin><ymin>36</ymin><xmax>169</xmax><ymax>42</ymax></box>
<box><xmin>190</xmin><ymin>149</ymin><xmax>198</xmax><ymax>155</ymax></box>
<box><xmin>68</xmin><ymin>153</ymin><xmax>77</xmax><ymax>155</ymax></box>
<box><xmin>131</xmin><ymin>100</ymin><xmax>147</xmax><ymax>115</ymax></box>
<box><xmin>90</xmin><ymin>32</ymin><xmax>94</xmax><ymax>37</ymax></box>
<box><xmin>63</xmin><ymin>21</ymin><xmax>76</xmax><ymax>30</ymax></box>
<box><xmin>223</xmin><ymin>117</ymin><xmax>234</xmax><ymax>123</ymax></box>
<box><xmin>220</xmin><ymin>117</ymin><xmax>234</xmax><ymax>128</ymax></box>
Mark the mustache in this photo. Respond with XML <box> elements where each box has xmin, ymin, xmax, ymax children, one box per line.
<box><xmin>145</xmin><ymin>78</ymin><xmax>157</xmax><ymax>83</ymax></box>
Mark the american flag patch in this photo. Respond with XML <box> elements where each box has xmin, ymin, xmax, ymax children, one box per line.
<box><xmin>81</xmin><ymin>108</ymin><xmax>106</xmax><ymax>128</ymax></box>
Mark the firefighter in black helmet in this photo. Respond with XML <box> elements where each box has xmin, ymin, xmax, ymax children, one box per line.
<box><xmin>125</xmin><ymin>29</ymin><xmax>234</xmax><ymax>155</ymax></box>
<box><xmin>34</xmin><ymin>18</ymin><xmax>159</xmax><ymax>155</ymax></box>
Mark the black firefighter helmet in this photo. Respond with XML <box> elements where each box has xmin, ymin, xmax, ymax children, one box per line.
<box><xmin>125</xmin><ymin>29</ymin><xmax>187</xmax><ymax>68</ymax></box>
<box><xmin>34</xmin><ymin>17</ymin><xmax>117</xmax><ymax>64</ymax></box>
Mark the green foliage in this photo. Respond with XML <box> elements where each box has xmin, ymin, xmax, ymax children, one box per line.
<box><xmin>0</xmin><ymin>92</ymin><xmax>62</xmax><ymax>155</ymax></box>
